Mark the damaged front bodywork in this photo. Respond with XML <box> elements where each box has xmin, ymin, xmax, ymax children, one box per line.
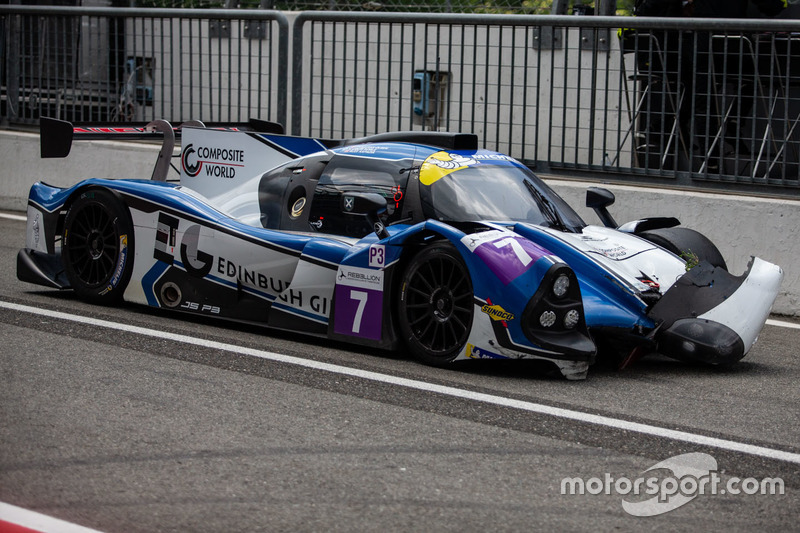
<box><xmin>648</xmin><ymin>258</ymin><xmax>783</xmax><ymax>364</ymax></box>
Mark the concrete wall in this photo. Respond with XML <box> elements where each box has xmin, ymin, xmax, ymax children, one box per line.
<box><xmin>0</xmin><ymin>131</ymin><xmax>162</xmax><ymax>210</ymax></box>
<box><xmin>2</xmin><ymin>129</ymin><xmax>797</xmax><ymax>316</ymax></box>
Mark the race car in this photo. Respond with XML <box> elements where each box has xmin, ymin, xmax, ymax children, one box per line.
<box><xmin>17</xmin><ymin>118</ymin><xmax>783</xmax><ymax>380</ymax></box>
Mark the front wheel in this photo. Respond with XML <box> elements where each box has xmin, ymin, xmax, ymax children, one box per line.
<box><xmin>398</xmin><ymin>243</ymin><xmax>474</xmax><ymax>366</ymax></box>
<box><xmin>62</xmin><ymin>188</ymin><xmax>135</xmax><ymax>304</ymax></box>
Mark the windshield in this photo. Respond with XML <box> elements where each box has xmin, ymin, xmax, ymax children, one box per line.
<box><xmin>418</xmin><ymin>151</ymin><xmax>585</xmax><ymax>231</ymax></box>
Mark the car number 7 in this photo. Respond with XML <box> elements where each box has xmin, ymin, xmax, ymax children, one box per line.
<box><xmin>493</xmin><ymin>237</ymin><xmax>533</xmax><ymax>267</ymax></box>
<box><xmin>350</xmin><ymin>290</ymin><xmax>368</xmax><ymax>333</ymax></box>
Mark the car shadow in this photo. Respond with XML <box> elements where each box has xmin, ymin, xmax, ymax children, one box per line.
<box><xmin>20</xmin><ymin>289</ymin><xmax>775</xmax><ymax>382</ymax></box>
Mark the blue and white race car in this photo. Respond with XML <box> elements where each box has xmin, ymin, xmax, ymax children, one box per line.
<box><xmin>17</xmin><ymin>118</ymin><xmax>783</xmax><ymax>380</ymax></box>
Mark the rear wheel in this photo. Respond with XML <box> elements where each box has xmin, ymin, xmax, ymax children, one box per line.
<box><xmin>398</xmin><ymin>243</ymin><xmax>474</xmax><ymax>366</ymax></box>
<box><xmin>62</xmin><ymin>188</ymin><xmax>134</xmax><ymax>304</ymax></box>
<box><xmin>638</xmin><ymin>227</ymin><xmax>727</xmax><ymax>270</ymax></box>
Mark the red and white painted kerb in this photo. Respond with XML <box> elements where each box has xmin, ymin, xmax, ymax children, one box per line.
<box><xmin>0</xmin><ymin>502</ymin><xmax>104</xmax><ymax>533</ymax></box>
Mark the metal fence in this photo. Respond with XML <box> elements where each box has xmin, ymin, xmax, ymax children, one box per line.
<box><xmin>2</xmin><ymin>5</ymin><xmax>800</xmax><ymax>196</ymax></box>
<box><xmin>1</xmin><ymin>6</ymin><xmax>288</xmax><ymax>126</ymax></box>
<box><xmin>293</xmin><ymin>13</ymin><xmax>800</xmax><ymax>193</ymax></box>
<box><xmin>133</xmin><ymin>0</ymin><xmax>599</xmax><ymax>15</ymax></box>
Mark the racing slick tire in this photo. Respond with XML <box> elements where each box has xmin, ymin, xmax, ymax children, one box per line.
<box><xmin>62</xmin><ymin>188</ymin><xmax>135</xmax><ymax>305</ymax></box>
<box><xmin>638</xmin><ymin>227</ymin><xmax>727</xmax><ymax>270</ymax></box>
<box><xmin>398</xmin><ymin>242</ymin><xmax>474</xmax><ymax>366</ymax></box>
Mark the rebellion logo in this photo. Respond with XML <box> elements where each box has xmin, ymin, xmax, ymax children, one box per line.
<box><xmin>181</xmin><ymin>143</ymin><xmax>245</xmax><ymax>178</ymax></box>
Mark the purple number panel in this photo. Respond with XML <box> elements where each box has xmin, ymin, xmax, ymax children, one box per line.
<box><xmin>334</xmin><ymin>266</ymin><xmax>384</xmax><ymax>340</ymax></box>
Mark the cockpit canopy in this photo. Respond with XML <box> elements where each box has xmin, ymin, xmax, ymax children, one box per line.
<box><xmin>257</xmin><ymin>144</ymin><xmax>586</xmax><ymax>238</ymax></box>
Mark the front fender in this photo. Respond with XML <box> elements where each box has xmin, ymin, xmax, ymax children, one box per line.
<box><xmin>343</xmin><ymin>221</ymin><xmax>597</xmax><ymax>362</ymax></box>
<box><xmin>415</xmin><ymin>223</ymin><xmax>596</xmax><ymax>362</ymax></box>
<box><xmin>511</xmin><ymin>223</ymin><xmax>656</xmax><ymax>331</ymax></box>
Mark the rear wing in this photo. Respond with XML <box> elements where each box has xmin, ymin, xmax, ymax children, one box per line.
<box><xmin>39</xmin><ymin>117</ymin><xmax>285</xmax><ymax>181</ymax></box>
<box><xmin>39</xmin><ymin>116</ymin><xmax>480</xmax><ymax>183</ymax></box>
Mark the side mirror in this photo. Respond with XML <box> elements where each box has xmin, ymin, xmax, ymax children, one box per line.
<box><xmin>341</xmin><ymin>192</ymin><xmax>389</xmax><ymax>239</ymax></box>
<box><xmin>586</xmin><ymin>187</ymin><xmax>618</xmax><ymax>228</ymax></box>
<box><xmin>586</xmin><ymin>187</ymin><xmax>615</xmax><ymax>208</ymax></box>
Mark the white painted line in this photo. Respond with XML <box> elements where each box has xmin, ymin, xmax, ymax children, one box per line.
<box><xmin>766</xmin><ymin>318</ymin><xmax>800</xmax><ymax>330</ymax></box>
<box><xmin>0</xmin><ymin>501</ymin><xmax>105</xmax><ymax>533</ymax></box>
<box><xmin>0</xmin><ymin>212</ymin><xmax>26</xmax><ymax>222</ymax></box>
<box><xmin>3</xmin><ymin>299</ymin><xmax>800</xmax><ymax>465</ymax></box>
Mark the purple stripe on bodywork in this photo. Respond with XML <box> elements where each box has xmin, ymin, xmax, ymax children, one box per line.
<box><xmin>472</xmin><ymin>236</ymin><xmax>551</xmax><ymax>285</ymax></box>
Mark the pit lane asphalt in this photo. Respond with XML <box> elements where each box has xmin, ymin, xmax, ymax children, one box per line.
<box><xmin>1</xmin><ymin>213</ymin><xmax>798</xmax><ymax>532</ymax></box>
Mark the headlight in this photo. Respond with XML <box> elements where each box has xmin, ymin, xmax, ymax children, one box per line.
<box><xmin>539</xmin><ymin>310</ymin><xmax>556</xmax><ymax>327</ymax></box>
<box><xmin>564</xmin><ymin>309</ymin><xmax>580</xmax><ymax>329</ymax></box>
<box><xmin>553</xmin><ymin>274</ymin><xmax>570</xmax><ymax>298</ymax></box>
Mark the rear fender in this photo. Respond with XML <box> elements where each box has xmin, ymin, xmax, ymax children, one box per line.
<box><xmin>26</xmin><ymin>182</ymin><xmax>73</xmax><ymax>254</ymax></box>
<box><xmin>22</xmin><ymin>181</ymin><xmax>131</xmax><ymax>289</ymax></box>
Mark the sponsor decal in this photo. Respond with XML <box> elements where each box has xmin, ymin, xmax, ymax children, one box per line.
<box><xmin>74</xmin><ymin>126</ymin><xmax>150</xmax><ymax>134</ymax></box>
<box><xmin>181</xmin><ymin>143</ymin><xmax>245</xmax><ymax>179</ymax></box>
<box><xmin>180</xmin><ymin>301</ymin><xmax>221</xmax><ymax>314</ymax></box>
<box><xmin>419</xmin><ymin>151</ymin><xmax>478</xmax><ymax>186</ymax></box>
<box><xmin>32</xmin><ymin>213</ymin><xmax>40</xmax><ymax>247</ymax></box>
<box><xmin>339</xmin><ymin>145</ymin><xmax>385</xmax><ymax>154</ymax></box>
<box><xmin>471</xmin><ymin>153</ymin><xmax>516</xmax><ymax>162</ymax></box>
<box><xmin>419</xmin><ymin>151</ymin><xmax>517</xmax><ymax>186</ymax></box>
<box><xmin>580</xmin><ymin>234</ymin><xmax>608</xmax><ymax>243</ymax></box>
<box><xmin>335</xmin><ymin>266</ymin><xmax>384</xmax><ymax>340</ymax></box>
<box><xmin>337</xmin><ymin>266</ymin><xmax>384</xmax><ymax>289</ymax></box>
<box><xmin>465</xmin><ymin>343</ymin><xmax>506</xmax><ymax>360</ymax></box>
<box><xmin>181</xmin><ymin>144</ymin><xmax>201</xmax><ymax>176</ymax></box>
<box><xmin>343</xmin><ymin>196</ymin><xmax>355</xmax><ymax>212</ymax></box>
<box><xmin>271</xmin><ymin>286</ymin><xmax>330</xmax><ymax>319</ymax></box>
<box><xmin>597</xmin><ymin>245</ymin><xmax>629</xmax><ymax>259</ymax></box>
<box><xmin>309</xmin><ymin>219</ymin><xmax>323</xmax><ymax>230</ymax></box>
<box><xmin>368</xmin><ymin>244</ymin><xmax>386</xmax><ymax>268</ymax></box>
<box><xmin>481</xmin><ymin>297</ymin><xmax>512</xmax><ymax>328</ymax></box>
<box><xmin>481</xmin><ymin>303</ymin><xmax>514</xmax><ymax>322</ymax></box>
<box><xmin>154</xmin><ymin>212</ymin><xmax>179</xmax><ymax>264</ymax></box>
<box><xmin>309</xmin><ymin>295</ymin><xmax>329</xmax><ymax>315</ymax></box>
<box><xmin>151</xmin><ymin>214</ymin><xmax>291</xmax><ymax>294</ymax></box>
<box><xmin>275</xmin><ymin>288</ymin><xmax>329</xmax><ymax>313</ymax></box>
<box><xmin>216</xmin><ymin>256</ymin><xmax>290</xmax><ymax>293</ymax></box>
<box><xmin>291</xmin><ymin>197</ymin><xmax>306</xmax><ymax>218</ymax></box>
<box><xmin>180</xmin><ymin>224</ymin><xmax>213</xmax><ymax>277</ymax></box>
<box><xmin>100</xmin><ymin>234</ymin><xmax>128</xmax><ymax>296</ymax></box>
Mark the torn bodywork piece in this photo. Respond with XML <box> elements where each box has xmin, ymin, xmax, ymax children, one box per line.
<box><xmin>649</xmin><ymin>259</ymin><xmax>783</xmax><ymax>364</ymax></box>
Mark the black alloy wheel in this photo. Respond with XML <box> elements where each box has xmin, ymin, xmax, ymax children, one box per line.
<box><xmin>62</xmin><ymin>188</ymin><xmax>135</xmax><ymax>304</ymax></box>
<box><xmin>398</xmin><ymin>243</ymin><xmax>474</xmax><ymax>366</ymax></box>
